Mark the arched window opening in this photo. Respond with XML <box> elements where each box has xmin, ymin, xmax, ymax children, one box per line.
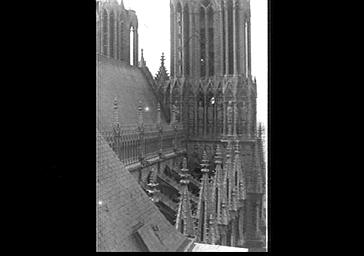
<box><xmin>177</xmin><ymin>3</ymin><xmax>183</xmax><ymax>76</ymax></box>
<box><xmin>221</xmin><ymin>0</ymin><xmax>226</xmax><ymax>75</ymax></box>
<box><xmin>109</xmin><ymin>11</ymin><xmax>115</xmax><ymax>58</ymax></box>
<box><xmin>208</xmin><ymin>7</ymin><xmax>214</xmax><ymax>76</ymax></box>
<box><xmin>116</xmin><ymin>17</ymin><xmax>119</xmax><ymax>60</ymax></box>
<box><xmin>170</xmin><ymin>4</ymin><xmax>175</xmax><ymax>77</ymax></box>
<box><xmin>224</xmin><ymin>87</ymin><xmax>233</xmax><ymax>133</ymax></box>
<box><xmin>102</xmin><ymin>9</ymin><xmax>108</xmax><ymax>56</ymax></box>
<box><xmin>197</xmin><ymin>88</ymin><xmax>204</xmax><ymax>136</ymax></box>
<box><xmin>199</xmin><ymin>7</ymin><xmax>206</xmax><ymax>77</ymax></box>
<box><xmin>238</xmin><ymin>99</ymin><xmax>248</xmax><ymax>135</ymax></box>
<box><xmin>188</xmin><ymin>91</ymin><xmax>195</xmax><ymax>136</ymax></box>
<box><xmin>227</xmin><ymin>0</ymin><xmax>234</xmax><ymax>74</ymax></box>
<box><xmin>172</xmin><ymin>83</ymin><xmax>181</xmax><ymax>122</ymax></box>
<box><xmin>183</xmin><ymin>4</ymin><xmax>190</xmax><ymax>76</ymax></box>
<box><xmin>165</xmin><ymin>84</ymin><xmax>171</xmax><ymax>123</ymax></box>
<box><xmin>245</xmin><ymin>20</ymin><xmax>248</xmax><ymax>76</ymax></box>
<box><xmin>119</xmin><ymin>19</ymin><xmax>124</xmax><ymax>61</ymax></box>
<box><xmin>158</xmin><ymin>86</ymin><xmax>164</xmax><ymax>104</ymax></box>
<box><xmin>216</xmin><ymin>86</ymin><xmax>223</xmax><ymax>135</ymax></box>
<box><xmin>206</xmin><ymin>87</ymin><xmax>214</xmax><ymax>135</ymax></box>
<box><xmin>130</xmin><ymin>26</ymin><xmax>135</xmax><ymax>65</ymax></box>
<box><xmin>235</xmin><ymin>2</ymin><xmax>240</xmax><ymax>72</ymax></box>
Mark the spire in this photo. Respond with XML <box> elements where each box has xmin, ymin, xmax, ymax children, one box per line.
<box><xmin>175</xmin><ymin>158</ymin><xmax>195</xmax><ymax>238</ymax></box>
<box><xmin>225</xmin><ymin>140</ymin><xmax>233</xmax><ymax>211</ymax></box>
<box><xmin>213</xmin><ymin>145</ymin><xmax>222</xmax><ymax>225</ymax></box>
<box><xmin>155</xmin><ymin>52</ymin><xmax>169</xmax><ymax>81</ymax></box>
<box><xmin>139</xmin><ymin>48</ymin><xmax>147</xmax><ymax>68</ymax></box>
<box><xmin>196</xmin><ymin>151</ymin><xmax>211</xmax><ymax>242</ymax></box>
<box><xmin>255</xmin><ymin>129</ymin><xmax>265</xmax><ymax>194</ymax></box>
<box><xmin>233</xmin><ymin>141</ymin><xmax>246</xmax><ymax>201</ymax></box>
<box><xmin>161</xmin><ymin>52</ymin><xmax>165</xmax><ymax>67</ymax></box>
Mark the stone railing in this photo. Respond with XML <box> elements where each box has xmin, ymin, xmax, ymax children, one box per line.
<box><xmin>101</xmin><ymin>122</ymin><xmax>186</xmax><ymax>167</ymax></box>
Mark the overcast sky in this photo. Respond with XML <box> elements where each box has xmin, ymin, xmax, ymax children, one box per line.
<box><xmin>121</xmin><ymin>0</ymin><xmax>267</xmax><ymax>132</ymax></box>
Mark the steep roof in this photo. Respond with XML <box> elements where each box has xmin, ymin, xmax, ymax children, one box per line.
<box><xmin>192</xmin><ymin>243</ymin><xmax>249</xmax><ymax>252</ymax></box>
<box><xmin>96</xmin><ymin>129</ymin><xmax>189</xmax><ymax>252</ymax></box>
<box><xmin>96</xmin><ymin>54</ymin><xmax>166</xmax><ymax>133</ymax></box>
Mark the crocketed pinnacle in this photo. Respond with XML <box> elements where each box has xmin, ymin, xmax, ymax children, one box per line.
<box><xmin>175</xmin><ymin>158</ymin><xmax>195</xmax><ymax>238</ymax></box>
<box><xmin>155</xmin><ymin>52</ymin><xmax>169</xmax><ymax>81</ymax></box>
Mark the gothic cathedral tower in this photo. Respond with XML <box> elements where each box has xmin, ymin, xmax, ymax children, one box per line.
<box><xmin>168</xmin><ymin>0</ymin><xmax>257</xmax><ymax>142</ymax></box>
<box><xmin>155</xmin><ymin>0</ymin><xmax>266</xmax><ymax>250</ymax></box>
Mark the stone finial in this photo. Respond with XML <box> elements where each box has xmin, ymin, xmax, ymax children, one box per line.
<box><xmin>139</xmin><ymin>49</ymin><xmax>146</xmax><ymax>68</ymax></box>
<box><xmin>161</xmin><ymin>52</ymin><xmax>165</xmax><ymax>67</ymax></box>
<box><xmin>155</xmin><ymin>52</ymin><xmax>169</xmax><ymax>81</ymax></box>
<box><xmin>113</xmin><ymin>96</ymin><xmax>119</xmax><ymax>128</ymax></box>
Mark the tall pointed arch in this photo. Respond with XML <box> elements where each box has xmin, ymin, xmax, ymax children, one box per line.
<box><xmin>165</xmin><ymin>82</ymin><xmax>171</xmax><ymax>123</ymax></box>
<box><xmin>207</xmin><ymin>5</ymin><xmax>214</xmax><ymax>76</ymax></box>
<box><xmin>216</xmin><ymin>82</ymin><xmax>223</xmax><ymax>135</ymax></box>
<box><xmin>186</xmin><ymin>85</ymin><xmax>195</xmax><ymax>137</ymax></box>
<box><xmin>102</xmin><ymin>8</ymin><xmax>109</xmax><ymax>56</ymax></box>
<box><xmin>197</xmin><ymin>84</ymin><xmax>204</xmax><ymax>136</ymax></box>
<box><xmin>183</xmin><ymin>3</ymin><xmax>190</xmax><ymax>76</ymax></box>
<box><xmin>224</xmin><ymin>84</ymin><xmax>234</xmax><ymax>136</ymax></box>
<box><xmin>118</xmin><ymin>13</ymin><xmax>125</xmax><ymax>61</ymax></box>
<box><xmin>206</xmin><ymin>82</ymin><xmax>214</xmax><ymax>135</ymax></box>
<box><xmin>199</xmin><ymin>7</ymin><xmax>206</xmax><ymax>77</ymax></box>
<box><xmin>171</xmin><ymin>81</ymin><xmax>181</xmax><ymax>122</ymax></box>
<box><xmin>176</xmin><ymin>2</ymin><xmax>183</xmax><ymax>76</ymax></box>
<box><xmin>237</xmin><ymin>87</ymin><xmax>248</xmax><ymax>135</ymax></box>
<box><xmin>109</xmin><ymin>10</ymin><xmax>115</xmax><ymax>58</ymax></box>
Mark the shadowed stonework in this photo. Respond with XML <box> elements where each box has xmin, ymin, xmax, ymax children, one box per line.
<box><xmin>97</xmin><ymin>129</ymin><xmax>191</xmax><ymax>251</ymax></box>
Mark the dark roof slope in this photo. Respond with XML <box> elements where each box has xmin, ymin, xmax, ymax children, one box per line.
<box><xmin>96</xmin><ymin>54</ymin><xmax>166</xmax><ymax>132</ymax></box>
<box><xmin>96</xmin><ymin>129</ymin><xmax>188</xmax><ymax>252</ymax></box>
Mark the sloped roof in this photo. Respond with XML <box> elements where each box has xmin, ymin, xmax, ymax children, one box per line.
<box><xmin>96</xmin><ymin>129</ymin><xmax>188</xmax><ymax>252</ymax></box>
<box><xmin>191</xmin><ymin>243</ymin><xmax>249</xmax><ymax>252</ymax></box>
<box><xmin>96</xmin><ymin>54</ymin><xmax>166</xmax><ymax>133</ymax></box>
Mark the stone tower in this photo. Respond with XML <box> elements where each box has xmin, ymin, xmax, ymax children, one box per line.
<box><xmin>163</xmin><ymin>0</ymin><xmax>257</xmax><ymax>142</ymax></box>
<box><xmin>96</xmin><ymin>0</ymin><xmax>139</xmax><ymax>66</ymax></box>
<box><xmin>154</xmin><ymin>0</ymin><xmax>266</xmax><ymax>250</ymax></box>
<box><xmin>170</xmin><ymin>0</ymin><xmax>252</xmax><ymax>79</ymax></box>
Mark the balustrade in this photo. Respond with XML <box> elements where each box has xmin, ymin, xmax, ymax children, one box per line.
<box><xmin>101</xmin><ymin>122</ymin><xmax>185</xmax><ymax>166</ymax></box>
